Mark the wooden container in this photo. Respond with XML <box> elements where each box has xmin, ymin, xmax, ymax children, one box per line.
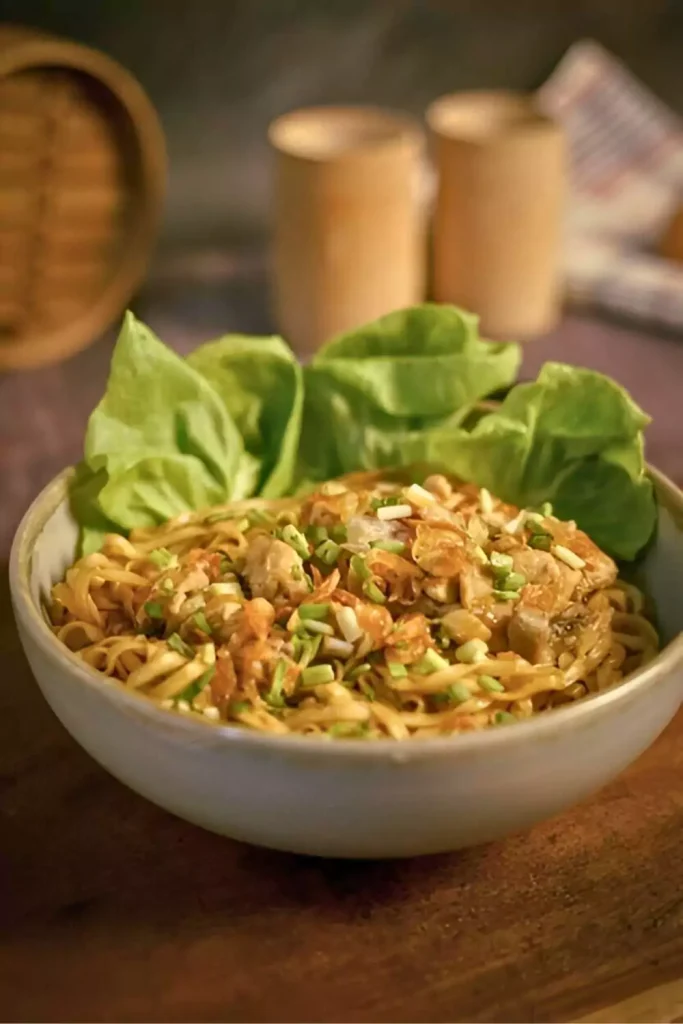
<box><xmin>269</xmin><ymin>106</ymin><xmax>426</xmax><ymax>354</ymax></box>
<box><xmin>0</xmin><ymin>26</ymin><xmax>166</xmax><ymax>370</ymax></box>
<box><xmin>427</xmin><ymin>91</ymin><xmax>566</xmax><ymax>339</ymax></box>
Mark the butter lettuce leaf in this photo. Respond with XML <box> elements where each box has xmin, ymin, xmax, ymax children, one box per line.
<box><xmin>299</xmin><ymin>304</ymin><xmax>521</xmax><ymax>481</ymax></box>
<box><xmin>187</xmin><ymin>333</ymin><xmax>303</xmax><ymax>498</ymax></box>
<box><xmin>426</xmin><ymin>363</ymin><xmax>656</xmax><ymax>560</ymax></box>
<box><xmin>74</xmin><ymin>312</ymin><xmax>252</xmax><ymax>541</ymax></box>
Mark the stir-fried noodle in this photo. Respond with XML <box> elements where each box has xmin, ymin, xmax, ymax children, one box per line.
<box><xmin>49</xmin><ymin>471</ymin><xmax>658</xmax><ymax>739</ymax></box>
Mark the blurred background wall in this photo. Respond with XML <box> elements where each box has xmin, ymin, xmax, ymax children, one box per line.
<box><xmin>0</xmin><ymin>0</ymin><xmax>680</xmax><ymax>248</ymax></box>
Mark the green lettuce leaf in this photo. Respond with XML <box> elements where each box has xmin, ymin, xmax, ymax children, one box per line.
<box><xmin>425</xmin><ymin>363</ymin><xmax>656</xmax><ymax>560</ymax></box>
<box><xmin>298</xmin><ymin>304</ymin><xmax>521</xmax><ymax>481</ymax></box>
<box><xmin>75</xmin><ymin>312</ymin><xmax>251</xmax><ymax>541</ymax></box>
<box><xmin>187</xmin><ymin>333</ymin><xmax>303</xmax><ymax>498</ymax></box>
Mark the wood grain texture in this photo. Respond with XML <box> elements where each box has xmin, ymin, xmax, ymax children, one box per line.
<box><xmin>1</xmin><ymin>277</ymin><xmax>683</xmax><ymax>1023</ymax></box>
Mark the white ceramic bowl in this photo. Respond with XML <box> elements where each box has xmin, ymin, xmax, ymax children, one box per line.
<box><xmin>10</xmin><ymin>467</ymin><xmax>683</xmax><ymax>858</ymax></box>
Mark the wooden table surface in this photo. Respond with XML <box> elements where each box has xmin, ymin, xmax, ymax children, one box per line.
<box><xmin>2</xmin><ymin>280</ymin><xmax>683</xmax><ymax>1023</ymax></box>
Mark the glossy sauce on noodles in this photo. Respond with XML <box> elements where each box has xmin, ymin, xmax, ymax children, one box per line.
<box><xmin>48</xmin><ymin>471</ymin><xmax>659</xmax><ymax>740</ymax></box>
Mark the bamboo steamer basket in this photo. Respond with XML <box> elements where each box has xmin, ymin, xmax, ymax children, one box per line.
<box><xmin>0</xmin><ymin>26</ymin><xmax>166</xmax><ymax>370</ymax></box>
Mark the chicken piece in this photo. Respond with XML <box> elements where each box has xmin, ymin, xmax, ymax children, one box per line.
<box><xmin>512</xmin><ymin>548</ymin><xmax>580</xmax><ymax>617</ymax></box>
<box><xmin>545</xmin><ymin>520</ymin><xmax>617</xmax><ymax>595</ymax></box>
<box><xmin>459</xmin><ymin>564</ymin><xmax>494</xmax><ymax>609</ymax></box>
<box><xmin>507</xmin><ymin>607</ymin><xmax>553</xmax><ymax>664</ymax></box>
<box><xmin>242</xmin><ymin>534</ymin><xmax>309</xmax><ymax>603</ymax></box>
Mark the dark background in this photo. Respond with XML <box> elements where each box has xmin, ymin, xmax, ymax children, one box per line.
<box><xmin>1</xmin><ymin>0</ymin><xmax>681</xmax><ymax>247</ymax></box>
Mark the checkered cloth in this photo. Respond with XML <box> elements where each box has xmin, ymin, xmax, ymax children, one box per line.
<box><xmin>538</xmin><ymin>40</ymin><xmax>683</xmax><ymax>330</ymax></box>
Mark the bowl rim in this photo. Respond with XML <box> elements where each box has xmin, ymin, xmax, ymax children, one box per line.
<box><xmin>10</xmin><ymin>465</ymin><xmax>683</xmax><ymax>761</ymax></box>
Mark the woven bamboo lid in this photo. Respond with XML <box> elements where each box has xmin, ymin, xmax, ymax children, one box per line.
<box><xmin>0</xmin><ymin>26</ymin><xmax>166</xmax><ymax>370</ymax></box>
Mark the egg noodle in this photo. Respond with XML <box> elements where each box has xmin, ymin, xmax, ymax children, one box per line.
<box><xmin>48</xmin><ymin>471</ymin><xmax>658</xmax><ymax>740</ymax></box>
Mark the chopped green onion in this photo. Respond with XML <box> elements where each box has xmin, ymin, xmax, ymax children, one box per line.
<box><xmin>490</xmin><ymin>551</ymin><xmax>514</xmax><ymax>570</ymax></box>
<box><xmin>198</xmin><ymin>643</ymin><xmax>215</xmax><ymax>666</ymax></box>
<box><xmin>540</xmin><ymin>501</ymin><xmax>553</xmax><ymax>517</ymax></box>
<box><xmin>371</xmin><ymin>539</ymin><xmax>406</xmax><ymax>554</ymax></box>
<box><xmin>479</xmin><ymin>487</ymin><xmax>494</xmax><ymax>515</ymax></box>
<box><xmin>298</xmin><ymin>634</ymin><xmax>322</xmax><ymax>668</ymax></box>
<box><xmin>363</xmin><ymin>580</ymin><xmax>386</xmax><ymax>604</ymax></box>
<box><xmin>387</xmin><ymin>661</ymin><xmax>408</xmax><ymax>678</ymax></box>
<box><xmin>148</xmin><ymin>547</ymin><xmax>177</xmax><ymax>570</ymax></box>
<box><xmin>335</xmin><ymin>605</ymin><xmax>363</xmax><ymax>643</ymax></box>
<box><xmin>414</xmin><ymin>648</ymin><xmax>450</xmax><ymax>674</ymax></box>
<box><xmin>305</xmin><ymin>524</ymin><xmax>328</xmax><ymax>545</ymax></box>
<box><xmin>208</xmin><ymin>581</ymin><xmax>243</xmax><ymax>597</ymax></box>
<box><xmin>404</xmin><ymin>483</ymin><xmax>436</xmax><ymax>507</ymax></box>
<box><xmin>350</xmin><ymin>554</ymin><xmax>372</xmax><ymax>581</ymax></box>
<box><xmin>281</xmin><ymin>523</ymin><xmax>310</xmax><ymax>560</ymax></box>
<box><xmin>302</xmin><ymin>619</ymin><xmax>335</xmax><ymax>636</ymax></box>
<box><xmin>329</xmin><ymin>523</ymin><xmax>348</xmax><ymax>543</ymax></box>
<box><xmin>504</xmin><ymin>571</ymin><xmax>526</xmax><ymax>591</ymax></box>
<box><xmin>529</xmin><ymin>532</ymin><xmax>552</xmax><ymax>551</ymax></box>
<box><xmin>495</xmin><ymin>711</ymin><xmax>516</xmax><ymax>726</ymax></box>
<box><xmin>301</xmin><ymin>664</ymin><xmax>335</xmax><ymax>687</ymax></box>
<box><xmin>219</xmin><ymin>556</ymin><xmax>234</xmax><ymax>574</ymax></box>
<box><xmin>230</xmin><ymin>700</ymin><xmax>250</xmax><ymax>715</ymax></box>
<box><xmin>552</xmin><ymin>544</ymin><xmax>586</xmax><ymax>570</ymax></box>
<box><xmin>266</xmin><ymin>658</ymin><xmax>288</xmax><ymax>707</ymax></box>
<box><xmin>493</xmin><ymin>589</ymin><xmax>521</xmax><ymax>602</ymax></box>
<box><xmin>299</xmin><ymin>602</ymin><xmax>330</xmax><ymax>621</ymax></box>
<box><xmin>161</xmin><ymin>578</ymin><xmax>175</xmax><ymax>593</ymax></box>
<box><xmin>178</xmin><ymin>664</ymin><xmax>215</xmax><ymax>704</ymax></box>
<box><xmin>192</xmin><ymin>610</ymin><xmax>212</xmax><ymax>635</ymax></box>
<box><xmin>455</xmin><ymin>638</ymin><xmax>488</xmax><ymax>663</ymax></box>
<box><xmin>478</xmin><ymin>674</ymin><xmax>505</xmax><ymax>693</ymax></box>
<box><xmin>358</xmin><ymin>679</ymin><xmax>375</xmax><ymax>701</ymax></box>
<box><xmin>448</xmin><ymin>682</ymin><xmax>472</xmax><ymax>704</ymax></box>
<box><xmin>371</xmin><ymin>495</ymin><xmax>400</xmax><ymax>510</ymax></box>
<box><xmin>167</xmin><ymin>633</ymin><xmax>194</xmax><ymax>659</ymax></box>
<box><xmin>315</xmin><ymin>539</ymin><xmax>341</xmax><ymax>565</ymax></box>
<box><xmin>327</xmin><ymin>722</ymin><xmax>369</xmax><ymax>738</ymax></box>
<box><xmin>144</xmin><ymin>601</ymin><xmax>164</xmax><ymax>619</ymax></box>
<box><xmin>290</xmin><ymin>564</ymin><xmax>303</xmax><ymax>582</ymax></box>
<box><xmin>346</xmin><ymin>662</ymin><xmax>372</xmax><ymax>681</ymax></box>
<box><xmin>304</xmin><ymin>572</ymin><xmax>314</xmax><ymax>592</ymax></box>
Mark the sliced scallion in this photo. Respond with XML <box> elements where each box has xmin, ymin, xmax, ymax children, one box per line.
<box><xmin>301</xmin><ymin>664</ymin><xmax>335</xmax><ymax>687</ymax></box>
<box><xmin>495</xmin><ymin>711</ymin><xmax>516</xmax><ymax>726</ymax></box>
<box><xmin>167</xmin><ymin>633</ymin><xmax>194</xmax><ymax>659</ymax></box>
<box><xmin>387</xmin><ymin>661</ymin><xmax>408</xmax><ymax>678</ymax></box>
<box><xmin>371</xmin><ymin>539</ymin><xmax>406</xmax><ymax>554</ymax></box>
<box><xmin>350</xmin><ymin>554</ymin><xmax>372</xmax><ymax>581</ymax></box>
<box><xmin>148</xmin><ymin>547</ymin><xmax>177</xmax><ymax>570</ymax></box>
<box><xmin>363</xmin><ymin>580</ymin><xmax>386</xmax><ymax>604</ymax></box>
<box><xmin>455</xmin><ymin>638</ymin><xmax>488</xmax><ymax>664</ymax></box>
<box><xmin>299</xmin><ymin>602</ymin><xmax>330</xmax><ymax>621</ymax></box>
<box><xmin>192</xmin><ymin>610</ymin><xmax>212</xmax><ymax>635</ymax></box>
<box><xmin>315</xmin><ymin>539</ymin><xmax>341</xmax><ymax>565</ymax></box>
<box><xmin>413</xmin><ymin>648</ymin><xmax>450</xmax><ymax>675</ymax></box>
<box><xmin>144</xmin><ymin>601</ymin><xmax>164</xmax><ymax>619</ymax></box>
<box><xmin>478</xmin><ymin>674</ymin><xmax>506</xmax><ymax>693</ymax></box>
<box><xmin>266</xmin><ymin>659</ymin><xmax>288</xmax><ymax>707</ymax></box>
<box><xmin>281</xmin><ymin>523</ymin><xmax>310</xmax><ymax>560</ymax></box>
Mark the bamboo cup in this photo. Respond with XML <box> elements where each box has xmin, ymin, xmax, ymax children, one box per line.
<box><xmin>427</xmin><ymin>91</ymin><xmax>566</xmax><ymax>339</ymax></box>
<box><xmin>269</xmin><ymin>106</ymin><xmax>426</xmax><ymax>353</ymax></box>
